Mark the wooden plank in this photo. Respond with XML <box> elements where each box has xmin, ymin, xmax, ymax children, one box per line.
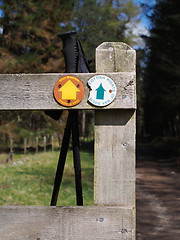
<box><xmin>0</xmin><ymin>72</ymin><xmax>136</xmax><ymax>110</ymax></box>
<box><xmin>94</xmin><ymin>110</ymin><xmax>136</xmax><ymax>206</ymax></box>
<box><xmin>0</xmin><ymin>206</ymin><xmax>135</xmax><ymax>240</ymax></box>
<box><xmin>94</xmin><ymin>42</ymin><xmax>136</xmax><ymax>207</ymax></box>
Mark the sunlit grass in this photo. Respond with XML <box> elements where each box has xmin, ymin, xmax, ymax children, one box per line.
<box><xmin>0</xmin><ymin>150</ymin><xmax>94</xmax><ymax>206</ymax></box>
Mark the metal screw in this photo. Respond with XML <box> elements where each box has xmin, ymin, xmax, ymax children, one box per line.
<box><xmin>58</xmin><ymin>84</ymin><xmax>62</xmax><ymax>88</ymax></box>
<box><xmin>67</xmin><ymin>100</ymin><xmax>71</xmax><ymax>103</ymax></box>
<box><xmin>121</xmin><ymin>229</ymin><xmax>127</xmax><ymax>234</ymax></box>
<box><xmin>96</xmin><ymin>218</ymin><xmax>104</xmax><ymax>222</ymax></box>
<box><xmin>77</xmin><ymin>84</ymin><xmax>80</xmax><ymax>88</ymax></box>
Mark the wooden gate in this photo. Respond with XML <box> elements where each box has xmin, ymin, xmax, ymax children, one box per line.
<box><xmin>0</xmin><ymin>42</ymin><xmax>136</xmax><ymax>240</ymax></box>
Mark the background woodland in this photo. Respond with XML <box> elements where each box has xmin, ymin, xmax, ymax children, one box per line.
<box><xmin>0</xmin><ymin>0</ymin><xmax>179</xmax><ymax>157</ymax></box>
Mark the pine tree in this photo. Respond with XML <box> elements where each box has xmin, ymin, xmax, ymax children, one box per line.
<box><xmin>71</xmin><ymin>0</ymin><xmax>140</xmax><ymax>69</ymax></box>
<box><xmin>0</xmin><ymin>0</ymin><xmax>73</xmax><ymax>144</ymax></box>
<box><xmin>0</xmin><ymin>0</ymin><xmax>74</xmax><ymax>73</ymax></box>
<box><xmin>143</xmin><ymin>0</ymin><xmax>180</xmax><ymax>137</ymax></box>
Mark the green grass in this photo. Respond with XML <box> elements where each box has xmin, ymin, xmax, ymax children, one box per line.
<box><xmin>0</xmin><ymin>150</ymin><xmax>94</xmax><ymax>206</ymax></box>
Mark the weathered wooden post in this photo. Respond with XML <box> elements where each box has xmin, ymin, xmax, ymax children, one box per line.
<box><xmin>51</xmin><ymin>135</ymin><xmax>53</xmax><ymax>151</ymax></box>
<box><xmin>24</xmin><ymin>138</ymin><xmax>27</xmax><ymax>155</ymax></box>
<box><xmin>0</xmin><ymin>42</ymin><xmax>136</xmax><ymax>240</ymax></box>
<box><xmin>10</xmin><ymin>136</ymin><xmax>13</xmax><ymax>155</ymax></box>
<box><xmin>44</xmin><ymin>136</ymin><xmax>47</xmax><ymax>152</ymax></box>
<box><xmin>36</xmin><ymin>136</ymin><xmax>39</xmax><ymax>153</ymax></box>
<box><xmin>94</xmin><ymin>42</ymin><xmax>136</xmax><ymax>237</ymax></box>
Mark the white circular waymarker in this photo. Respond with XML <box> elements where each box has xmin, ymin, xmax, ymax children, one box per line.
<box><xmin>88</xmin><ymin>75</ymin><xmax>117</xmax><ymax>107</ymax></box>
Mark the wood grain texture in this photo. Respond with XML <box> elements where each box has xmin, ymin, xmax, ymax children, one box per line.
<box><xmin>94</xmin><ymin>110</ymin><xmax>136</xmax><ymax>206</ymax></box>
<box><xmin>0</xmin><ymin>206</ymin><xmax>135</xmax><ymax>240</ymax></box>
<box><xmin>96</xmin><ymin>42</ymin><xmax>136</xmax><ymax>73</ymax></box>
<box><xmin>94</xmin><ymin>42</ymin><xmax>136</xmax><ymax>208</ymax></box>
<box><xmin>0</xmin><ymin>72</ymin><xmax>136</xmax><ymax>110</ymax></box>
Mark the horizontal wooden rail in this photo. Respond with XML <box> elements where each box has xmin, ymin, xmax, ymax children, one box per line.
<box><xmin>0</xmin><ymin>72</ymin><xmax>136</xmax><ymax>110</ymax></box>
<box><xmin>0</xmin><ymin>206</ymin><xmax>135</xmax><ymax>240</ymax></box>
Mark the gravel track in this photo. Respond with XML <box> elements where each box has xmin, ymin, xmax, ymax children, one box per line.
<box><xmin>136</xmin><ymin>154</ymin><xmax>180</xmax><ymax>239</ymax></box>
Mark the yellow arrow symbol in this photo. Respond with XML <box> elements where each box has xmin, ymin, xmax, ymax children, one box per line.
<box><xmin>58</xmin><ymin>80</ymin><xmax>80</xmax><ymax>100</ymax></box>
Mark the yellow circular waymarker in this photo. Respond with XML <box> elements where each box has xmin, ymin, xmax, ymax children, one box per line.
<box><xmin>54</xmin><ymin>75</ymin><xmax>85</xmax><ymax>107</ymax></box>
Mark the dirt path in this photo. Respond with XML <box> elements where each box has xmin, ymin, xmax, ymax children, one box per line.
<box><xmin>136</xmin><ymin>152</ymin><xmax>180</xmax><ymax>240</ymax></box>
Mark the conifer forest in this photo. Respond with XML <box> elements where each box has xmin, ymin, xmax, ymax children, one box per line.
<box><xmin>0</xmin><ymin>0</ymin><xmax>179</xmax><ymax>157</ymax></box>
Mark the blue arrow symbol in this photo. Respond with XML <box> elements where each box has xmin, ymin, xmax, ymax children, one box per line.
<box><xmin>96</xmin><ymin>83</ymin><xmax>106</xmax><ymax>100</ymax></box>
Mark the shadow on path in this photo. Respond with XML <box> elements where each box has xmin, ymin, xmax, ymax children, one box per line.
<box><xmin>136</xmin><ymin>143</ymin><xmax>180</xmax><ymax>240</ymax></box>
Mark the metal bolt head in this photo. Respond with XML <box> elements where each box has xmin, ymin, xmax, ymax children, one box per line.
<box><xmin>121</xmin><ymin>229</ymin><xmax>127</xmax><ymax>234</ymax></box>
<box><xmin>96</xmin><ymin>217</ymin><xmax>104</xmax><ymax>222</ymax></box>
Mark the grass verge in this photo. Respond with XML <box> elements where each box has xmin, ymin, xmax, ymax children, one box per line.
<box><xmin>0</xmin><ymin>150</ymin><xmax>94</xmax><ymax>206</ymax></box>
